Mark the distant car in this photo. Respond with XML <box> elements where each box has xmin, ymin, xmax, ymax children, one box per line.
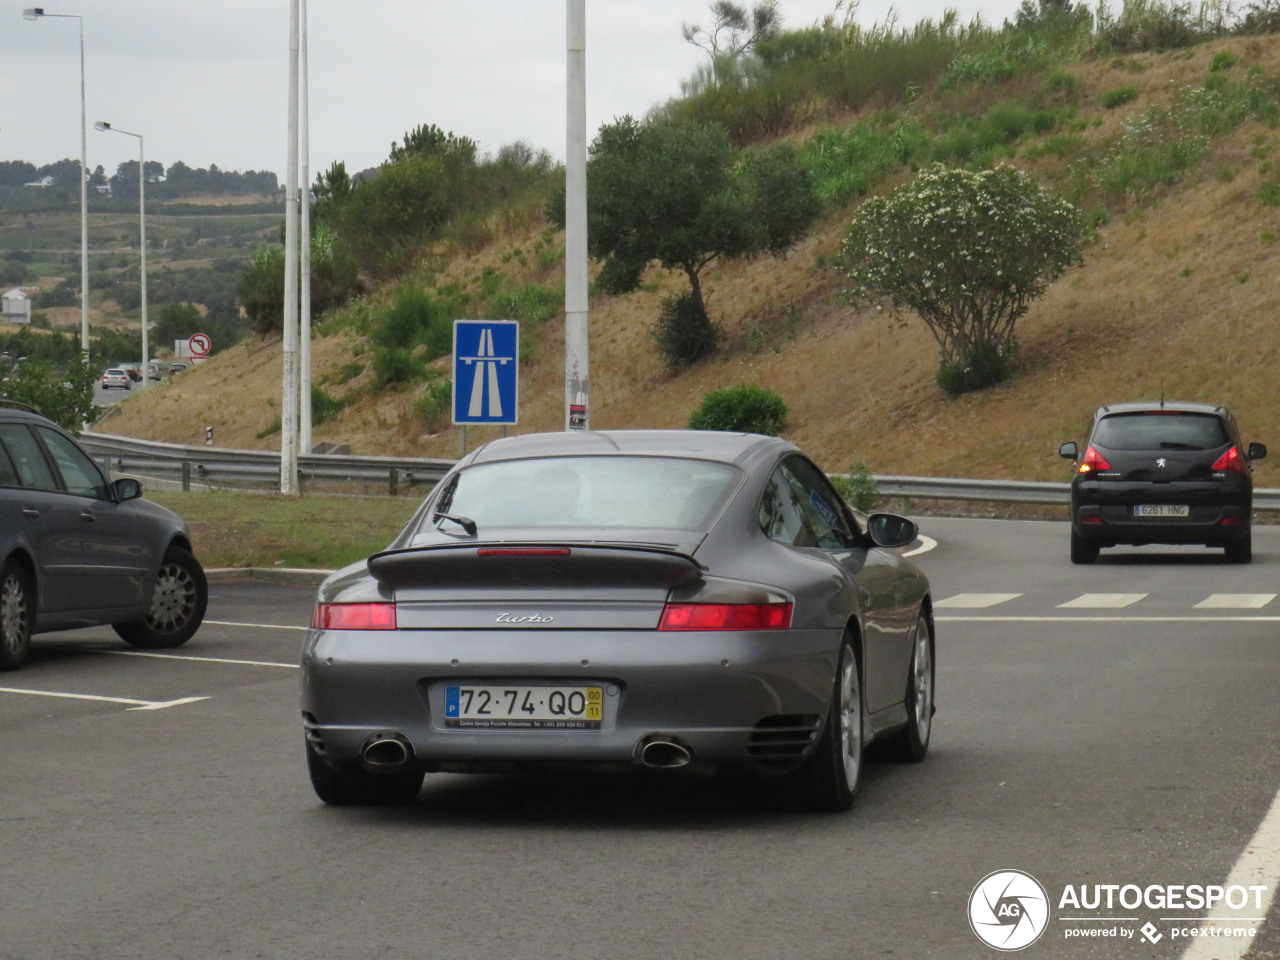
<box><xmin>167</xmin><ymin>362</ymin><xmax>189</xmax><ymax>376</ymax></box>
<box><xmin>0</xmin><ymin>401</ymin><xmax>208</xmax><ymax>671</ymax></box>
<box><xmin>1060</xmin><ymin>401</ymin><xmax>1266</xmax><ymax>564</ymax></box>
<box><xmin>118</xmin><ymin>364</ymin><xmax>142</xmax><ymax>382</ymax></box>
<box><xmin>101</xmin><ymin>369</ymin><xmax>131</xmax><ymax>390</ymax></box>
<box><xmin>146</xmin><ymin>363</ymin><xmax>161</xmax><ymax>381</ymax></box>
<box><xmin>301</xmin><ymin>429</ymin><xmax>935</xmax><ymax>810</ymax></box>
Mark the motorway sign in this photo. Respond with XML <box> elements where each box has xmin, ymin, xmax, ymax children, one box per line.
<box><xmin>453</xmin><ymin>320</ymin><xmax>518</xmax><ymax>426</ymax></box>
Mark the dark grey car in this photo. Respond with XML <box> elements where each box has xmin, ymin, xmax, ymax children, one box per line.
<box><xmin>301</xmin><ymin>430</ymin><xmax>935</xmax><ymax>812</ymax></box>
<box><xmin>0</xmin><ymin>402</ymin><xmax>208</xmax><ymax>670</ymax></box>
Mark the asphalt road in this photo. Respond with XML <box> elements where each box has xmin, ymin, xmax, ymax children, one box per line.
<box><xmin>2</xmin><ymin>519</ymin><xmax>1278</xmax><ymax>960</ymax></box>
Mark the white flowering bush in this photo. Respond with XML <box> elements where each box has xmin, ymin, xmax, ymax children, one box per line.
<box><xmin>839</xmin><ymin>163</ymin><xmax>1084</xmax><ymax>394</ymax></box>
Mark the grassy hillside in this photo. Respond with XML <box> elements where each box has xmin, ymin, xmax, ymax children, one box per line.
<box><xmin>99</xmin><ymin>33</ymin><xmax>1280</xmax><ymax>489</ymax></box>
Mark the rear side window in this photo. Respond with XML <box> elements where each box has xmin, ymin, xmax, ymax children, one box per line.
<box><xmin>1092</xmin><ymin>413</ymin><xmax>1231</xmax><ymax>451</ymax></box>
<box><xmin>0</xmin><ymin>436</ymin><xmax>19</xmax><ymax>487</ymax></box>
<box><xmin>0</xmin><ymin>424</ymin><xmax>58</xmax><ymax>491</ymax></box>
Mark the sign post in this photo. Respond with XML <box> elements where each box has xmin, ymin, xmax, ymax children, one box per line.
<box><xmin>453</xmin><ymin>320</ymin><xmax>518</xmax><ymax>456</ymax></box>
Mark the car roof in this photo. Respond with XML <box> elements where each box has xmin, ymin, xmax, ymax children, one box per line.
<box><xmin>0</xmin><ymin>403</ymin><xmax>54</xmax><ymax>425</ymax></box>
<box><xmin>1094</xmin><ymin>400</ymin><xmax>1230</xmax><ymax>419</ymax></box>
<box><xmin>466</xmin><ymin>429</ymin><xmax>797</xmax><ymax>466</ymax></box>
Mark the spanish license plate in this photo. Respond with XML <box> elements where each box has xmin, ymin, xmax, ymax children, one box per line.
<box><xmin>1134</xmin><ymin>504</ymin><xmax>1189</xmax><ymax>518</ymax></box>
<box><xmin>444</xmin><ymin>684</ymin><xmax>603</xmax><ymax>730</ymax></box>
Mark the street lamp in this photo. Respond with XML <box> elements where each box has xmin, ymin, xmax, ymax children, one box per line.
<box><xmin>24</xmin><ymin>7</ymin><xmax>90</xmax><ymax>361</ymax></box>
<box><xmin>95</xmin><ymin>121</ymin><xmax>148</xmax><ymax>389</ymax></box>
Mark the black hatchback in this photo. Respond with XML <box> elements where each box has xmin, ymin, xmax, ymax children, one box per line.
<box><xmin>1059</xmin><ymin>402</ymin><xmax>1266</xmax><ymax>564</ymax></box>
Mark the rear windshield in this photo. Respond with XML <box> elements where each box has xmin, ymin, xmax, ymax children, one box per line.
<box><xmin>426</xmin><ymin>456</ymin><xmax>741</xmax><ymax>531</ymax></box>
<box><xmin>1092</xmin><ymin>412</ymin><xmax>1230</xmax><ymax>451</ymax></box>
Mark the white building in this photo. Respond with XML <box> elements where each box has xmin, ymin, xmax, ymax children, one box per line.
<box><xmin>1</xmin><ymin>288</ymin><xmax>34</xmax><ymax>324</ymax></box>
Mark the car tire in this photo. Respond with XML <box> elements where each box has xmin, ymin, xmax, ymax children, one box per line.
<box><xmin>305</xmin><ymin>739</ymin><xmax>423</xmax><ymax>806</ymax></box>
<box><xmin>112</xmin><ymin>546</ymin><xmax>208</xmax><ymax>648</ymax></box>
<box><xmin>0</xmin><ymin>560</ymin><xmax>34</xmax><ymax>672</ymax></box>
<box><xmin>1070</xmin><ymin>532</ymin><xmax>1098</xmax><ymax>565</ymax></box>
<box><xmin>784</xmin><ymin>637</ymin><xmax>861</xmax><ymax>812</ymax></box>
<box><xmin>880</xmin><ymin>613</ymin><xmax>934</xmax><ymax>762</ymax></box>
<box><xmin>1225</xmin><ymin>530</ymin><xmax>1252</xmax><ymax>564</ymax></box>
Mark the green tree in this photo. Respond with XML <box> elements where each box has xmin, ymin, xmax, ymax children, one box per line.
<box><xmin>0</xmin><ymin>359</ymin><xmax>96</xmax><ymax>433</ymax></box>
<box><xmin>682</xmin><ymin>1</ymin><xmax>782</xmax><ymax>83</ymax></box>
<box><xmin>839</xmin><ymin>164</ymin><xmax>1084</xmax><ymax>395</ymax></box>
<box><xmin>237</xmin><ymin>224</ymin><xmax>360</xmax><ymax>335</ymax></box>
<box><xmin>570</xmin><ymin>115</ymin><xmax>819</xmax><ymax>367</ymax></box>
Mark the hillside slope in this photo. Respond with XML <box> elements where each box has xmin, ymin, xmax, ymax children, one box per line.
<box><xmin>100</xmin><ymin>36</ymin><xmax>1280</xmax><ymax>489</ymax></box>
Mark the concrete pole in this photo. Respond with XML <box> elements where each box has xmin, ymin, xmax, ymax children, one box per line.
<box><xmin>77</xmin><ymin>16</ymin><xmax>88</xmax><ymax>358</ymax></box>
<box><xmin>137</xmin><ymin>133</ymin><xmax>147</xmax><ymax>390</ymax></box>
<box><xmin>281</xmin><ymin>0</ymin><xmax>300</xmax><ymax>493</ymax></box>
<box><xmin>299</xmin><ymin>0</ymin><xmax>312</xmax><ymax>454</ymax></box>
<box><xmin>565</xmin><ymin>0</ymin><xmax>589</xmax><ymax>431</ymax></box>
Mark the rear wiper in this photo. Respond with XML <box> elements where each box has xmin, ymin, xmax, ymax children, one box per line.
<box><xmin>434</xmin><ymin>512</ymin><xmax>478</xmax><ymax>536</ymax></box>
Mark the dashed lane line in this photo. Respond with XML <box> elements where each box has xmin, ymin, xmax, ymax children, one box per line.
<box><xmin>101</xmin><ymin>650</ymin><xmax>298</xmax><ymax>669</ymax></box>
<box><xmin>0</xmin><ymin>686</ymin><xmax>208</xmax><ymax>711</ymax></box>
<box><xmin>935</xmin><ymin>593</ymin><xmax>1023</xmax><ymax>609</ymax></box>
<box><xmin>1194</xmin><ymin>593</ymin><xmax>1277</xmax><ymax>609</ymax></box>
<box><xmin>1058</xmin><ymin>593</ymin><xmax>1148</xmax><ymax>608</ymax></box>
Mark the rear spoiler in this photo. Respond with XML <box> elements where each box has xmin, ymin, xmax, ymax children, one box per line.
<box><xmin>367</xmin><ymin>541</ymin><xmax>706</xmax><ymax>591</ymax></box>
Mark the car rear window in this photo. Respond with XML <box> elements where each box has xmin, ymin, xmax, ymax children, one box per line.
<box><xmin>427</xmin><ymin>456</ymin><xmax>741</xmax><ymax>531</ymax></box>
<box><xmin>1091</xmin><ymin>412</ymin><xmax>1231</xmax><ymax>451</ymax></box>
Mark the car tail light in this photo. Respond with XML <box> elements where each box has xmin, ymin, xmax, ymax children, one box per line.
<box><xmin>1212</xmin><ymin>446</ymin><xmax>1247</xmax><ymax>474</ymax></box>
<box><xmin>312</xmin><ymin>602</ymin><xmax>397</xmax><ymax>630</ymax></box>
<box><xmin>658</xmin><ymin>602</ymin><xmax>793</xmax><ymax>631</ymax></box>
<box><xmin>1077</xmin><ymin>446</ymin><xmax>1112</xmax><ymax>473</ymax></box>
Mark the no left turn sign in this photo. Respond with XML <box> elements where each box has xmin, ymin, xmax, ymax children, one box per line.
<box><xmin>189</xmin><ymin>333</ymin><xmax>211</xmax><ymax>357</ymax></box>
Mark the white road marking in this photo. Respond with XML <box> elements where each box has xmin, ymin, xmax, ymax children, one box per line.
<box><xmin>936</xmin><ymin>593</ymin><xmax>1022</xmax><ymax>609</ymax></box>
<box><xmin>903</xmin><ymin>535</ymin><xmax>937</xmax><ymax>557</ymax></box>
<box><xmin>204</xmin><ymin>619</ymin><xmax>307</xmax><ymax>631</ymax></box>
<box><xmin>0</xmin><ymin>686</ymin><xmax>208</xmax><ymax>711</ymax></box>
<box><xmin>1058</xmin><ymin>593</ymin><xmax>1148</xmax><ymax>608</ymax></box>
<box><xmin>1194</xmin><ymin>593</ymin><xmax>1276</xmax><ymax>609</ymax></box>
<box><xmin>101</xmin><ymin>650</ymin><xmax>298</xmax><ymax>669</ymax></box>
<box><xmin>1179</xmin><ymin>785</ymin><xmax>1280</xmax><ymax>960</ymax></box>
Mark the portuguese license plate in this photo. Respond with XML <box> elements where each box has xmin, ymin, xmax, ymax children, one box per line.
<box><xmin>444</xmin><ymin>684</ymin><xmax>603</xmax><ymax>730</ymax></box>
<box><xmin>1134</xmin><ymin>504</ymin><xmax>1189</xmax><ymax>518</ymax></box>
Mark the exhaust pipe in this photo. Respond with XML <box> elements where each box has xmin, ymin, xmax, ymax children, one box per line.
<box><xmin>636</xmin><ymin>734</ymin><xmax>693</xmax><ymax>769</ymax></box>
<box><xmin>361</xmin><ymin>732</ymin><xmax>413</xmax><ymax>769</ymax></box>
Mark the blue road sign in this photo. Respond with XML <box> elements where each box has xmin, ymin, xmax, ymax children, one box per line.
<box><xmin>453</xmin><ymin>320</ymin><xmax>519</xmax><ymax>425</ymax></box>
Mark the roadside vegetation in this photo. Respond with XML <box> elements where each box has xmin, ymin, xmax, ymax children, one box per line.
<box><xmin>24</xmin><ymin>0</ymin><xmax>1280</xmax><ymax>494</ymax></box>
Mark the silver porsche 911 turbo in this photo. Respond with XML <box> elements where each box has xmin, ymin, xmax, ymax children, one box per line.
<box><xmin>300</xmin><ymin>429</ymin><xmax>935</xmax><ymax>812</ymax></box>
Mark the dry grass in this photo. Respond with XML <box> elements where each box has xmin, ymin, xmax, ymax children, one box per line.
<box><xmin>99</xmin><ymin>37</ymin><xmax>1280</xmax><ymax>490</ymax></box>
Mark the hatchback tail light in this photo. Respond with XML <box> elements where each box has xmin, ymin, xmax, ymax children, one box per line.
<box><xmin>312</xmin><ymin>602</ymin><xmax>397</xmax><ymax>630</ymax></box>
<box><xmin>1211</xmin><ymin>446</ymin><xmax>1247</xmax><ymax>475</ymax></box>
<box><xmin>1077</xmin><ymin>446</ymin><xmax>1112</xmax><ymax>473</ymax></box>
<box><xmin>658</xmin><ymin>602</ymin><xmax>793</xmax><ymax>631</ymax></box>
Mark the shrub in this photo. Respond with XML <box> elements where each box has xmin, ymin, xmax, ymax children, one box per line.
<box><xmin>414</xmin><ymin>377</ymin><xmax>453</xmax><ymax>428</ymax></box>
<box><xmin>373</xmin><ymin>285</ymin><xmax>454</xmax><ymax>360</ymax></box>
<box><xmin>1102</xmin><ymin>84</ymin><xmax>1139</xmax><ymax>108</ymax></box>
<box><xmin>829</xmin><ymin>457</ymin><xmax>881</xmax><ymax>513</ymax></box>
<box><xmin>310</xmin><ymin>385</ymin><xmax>347</xmax><ymax>426</ymax></box>
<box><xmin>371</xmin><ymin>346</ymin><xmax>424</xmax><ymax>388</ymax></box>
<box><xmin>654</xmin><ymin>291</ymin><xmax>719</xmax><ymax>369</ymax></box>
<box><xmin>688</xmin><ymin>384</ymin><xmax>788</xmax><ymax>435</ymax></box>
<box><xmin>1210</xmin><ymin>50</ymin><xmax>1238</xmax><ymax>71</ymax></box>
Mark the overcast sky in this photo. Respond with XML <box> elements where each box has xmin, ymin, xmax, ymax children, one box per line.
<box><xmin>3</xmin><ymin>0</ymin><xmax>1023</xmax><ymax>183</ymax></box>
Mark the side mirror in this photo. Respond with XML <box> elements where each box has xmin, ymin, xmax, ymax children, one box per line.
<box><xmin>1249</xmin><ymin>442</ymin><xmax>1267</xmax><ymax>461</ymax></box>
<box><xmin>113</xmin><ymin>477</ymin><xmax>142</xmax><ymax>501</ymax></box>
<box><xmin>1059</xmin><ymin>441</ymin><xmax>1078</xmax><ymax>461</ymax></box>
<box><xmin>866</xmin><ymin>513</ymin><xmax>918</xmax><ymax>550</ymax></box>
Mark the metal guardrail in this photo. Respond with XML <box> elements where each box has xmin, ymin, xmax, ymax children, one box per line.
<box><xmin>80</xmin><ymin>432</ymin><xmax>1280</xmax><ymax>509</ymax></box>
<box><xmin>81</xmin><ymin>432</ymin><xmax>454</xmax><ymax>494</ymax></box>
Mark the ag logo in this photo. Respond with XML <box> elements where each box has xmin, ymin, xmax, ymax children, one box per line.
<box><xmin>968</xmin><ymin>869</ymin><xmax>1050</xmax><ymax>951</ymax></box>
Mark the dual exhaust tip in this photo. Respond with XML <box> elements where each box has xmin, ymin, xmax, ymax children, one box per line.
<box><xmin>361</xmin><ymin>731</ymin><xmax>694</xmax><ymax>771</ymax></box>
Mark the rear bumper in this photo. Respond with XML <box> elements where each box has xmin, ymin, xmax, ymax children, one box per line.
<box><xmin>300</xmin><ymin>625</ymin><xmax>842</xmax><ymax>770</ymax></box>
<box><xmin>1070</xmin><ymin>480</ymin><xmax>1251</xmax><ymax>546</ymax></box>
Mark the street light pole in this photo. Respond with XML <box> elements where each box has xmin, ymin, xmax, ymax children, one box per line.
<box><xmin>23</xmin><ymin>7</ymin><xmax>90</xmax><ymax>361</ymax></box>
<box><xmin>94</xmin><ymin>122</ymin><xmax>147</xmax><ymax>390</ymax></box>
<box><xmin>565</xmin><ymin>0</ymin><xmax>589</xmax><ymax>431</ymax></box>
<box><xmin>281</xmin><ymin>0</ymin><xmax>300</xmax><ymax>494</ymax></box>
